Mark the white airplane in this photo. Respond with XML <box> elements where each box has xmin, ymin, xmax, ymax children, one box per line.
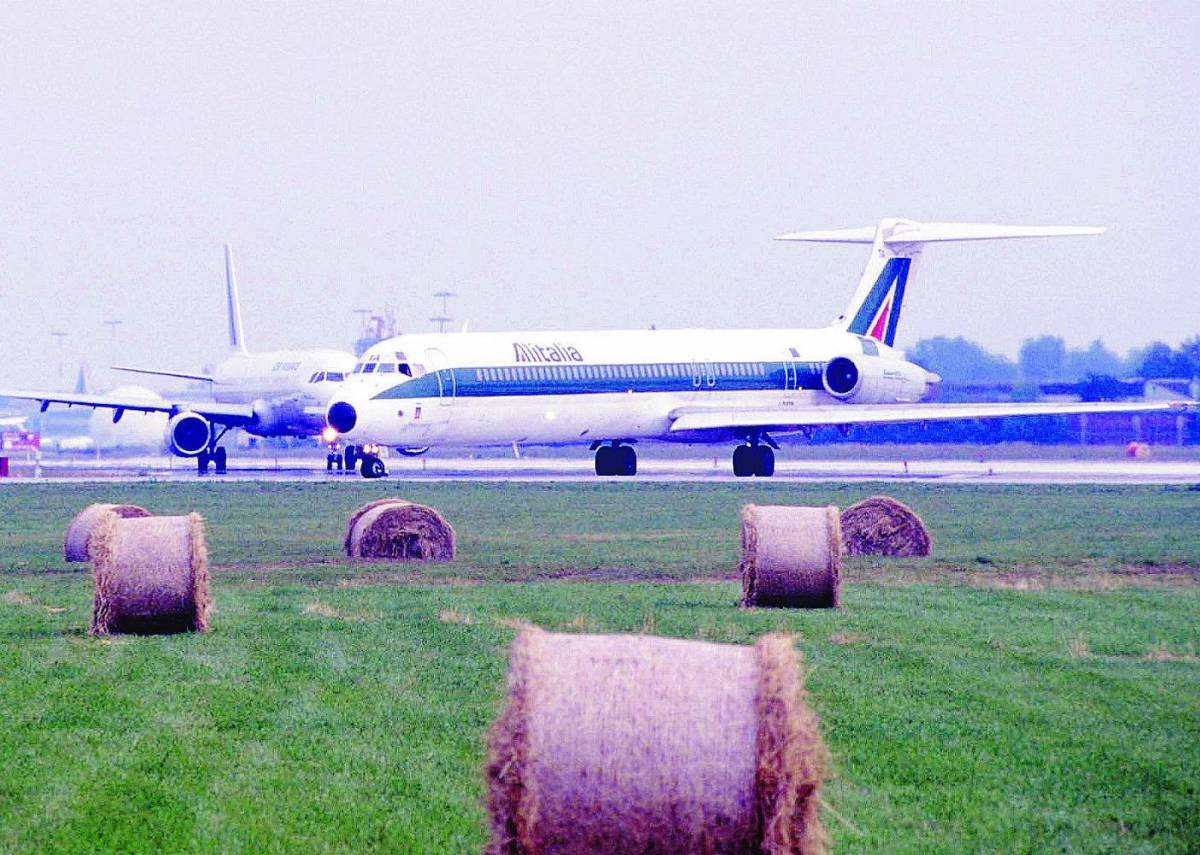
<box><xmin>0</xmin><ymin>246</ymin><xmax>356</xmax><ymax>473</ymax></box>
<box><xmin>325</xmin><ymin>218</ymin><xmax>1193</xmax><ymax>479</ymax></box>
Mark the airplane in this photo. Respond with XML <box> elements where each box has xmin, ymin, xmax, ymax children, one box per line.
<box><xmin>323</xmin><ymin>218</ymin><xmax>1194</xmax><ymax>479</ymax></box>
<box><xmin>0</xmin><ymin>246</ymin><xmax>356</xmax><ymax>474</ymax></box>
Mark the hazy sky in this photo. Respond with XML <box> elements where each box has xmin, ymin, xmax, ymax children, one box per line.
<box><xmin>2</xmin><ymin>1</ymin><xmax>1197</xmax><ymax>389</ymax></box>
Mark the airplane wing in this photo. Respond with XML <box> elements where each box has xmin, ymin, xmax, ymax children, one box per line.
<box><xmin>0</xmin><ymin>388</ymin><xmax>255</xmax><ymax>425</ymax></box>
<box><xmin>669</xmin><ymin>400</ymin><xmax>1196</xmax><ymax>434</ymax></box>
<box><xmin>112</xmin><ymin>365</ymin><xmax>216</xmax><ymax>383</ymax></box>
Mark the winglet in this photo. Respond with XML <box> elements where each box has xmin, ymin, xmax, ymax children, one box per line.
<box><xmin>225</xmin><ymin>244</ymin><xmax>249</xmax><ymax>354</ymax></box>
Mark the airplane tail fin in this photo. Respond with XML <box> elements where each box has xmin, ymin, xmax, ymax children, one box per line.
<box><xmin>775</xmin><ymin>219</ymin><xmax>1105</xmax><ymax>348</ymax></box>
<box><xmin>225</xmin><ymin>244</ymin><xmax>249</xmax><ymax>354</ymax></box>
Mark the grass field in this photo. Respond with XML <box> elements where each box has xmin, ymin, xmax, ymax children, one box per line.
<box><xmin>2</xmin><ymin>481</ymin><xmax>1198</xmax><ymax>854</ymax></box>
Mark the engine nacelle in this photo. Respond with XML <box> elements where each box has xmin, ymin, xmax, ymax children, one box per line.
<box><xmin>167</xmin><ymin>411</ymin><xmax>211</xmax><ymax>457</ymax></box>
<box><xmin>822</xmin><ymin>354</ymin><xmax>931</xmax><ymax>404</ymax></box>
<box><xmin>394</xmin><ymin>446</ymin><xmax>430</xmax><ymax>457</ymax></box>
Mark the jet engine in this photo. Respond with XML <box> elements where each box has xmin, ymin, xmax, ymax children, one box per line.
<box><xmin>822</xmin><ymin>355</ymin><xmax>931</xmax><ymax>404</ymax></box>
<box><xmin>167</xmin><ymin>411</ymin><xmax>211</xmax><ymax>457</ymax></box>
<box><xmin>248</xmin><ymin>399</ymin><xmax>304</xmax><ymax>437</ymax></box>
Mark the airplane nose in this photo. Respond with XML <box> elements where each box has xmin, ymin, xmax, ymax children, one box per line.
<box><xmin>327</xmin><ymin>401</ymin><xmax>357</xmax><ymax>433</ymax></box>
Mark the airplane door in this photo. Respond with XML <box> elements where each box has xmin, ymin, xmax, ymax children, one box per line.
<box><xmin>784</xmin><ymin>361</ymin><xmax>799</xmax><ymax>390</ymax></box>
<box><xmin>425</xmin><ymin>348</ymin><xmax>456</xmax><ymax>406</ymax></box>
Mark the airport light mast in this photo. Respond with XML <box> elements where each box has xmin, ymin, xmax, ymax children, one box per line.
<box><xmin>431</xmin><ymin>290</ymin><xmax>456</xmax><ymax>333</ymax></box>
<box><xmin>50</xmin><ymin>331</ymin><xmax>68</xmax><ymax>388</ymax></box>
<box><xmin>103</xmin><ymin>320</ymin><xmax>122</xmax><ymax>384</ymax></box>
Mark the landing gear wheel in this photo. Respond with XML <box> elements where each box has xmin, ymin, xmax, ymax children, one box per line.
<box><xmin>732</xmin><ymin>445</ymin><xmax>753</xmax><ymax>477</ymax></box>
<box><xmin>213</xmin><ymin>447</ymin><xmax>228</xmax><ymax>474</ymax></box>
<box><xmin>326</xmin><ymin>453</ymin><xmax>342</xmax><ymax>471</ymax></box>
<box><xmin>344</xmin><ymin>445</ymin><xmax>358</xmax><ymax>472</ymax></box>
<box><xmin>618</xmin><ymin>445</ymin><xmax>637</xmax><ymax>476</ymax></box>
<box><xmin>595</xmin><ymin>445</ymin><xmax>617</xmax><ymax>476</ymax></box>
<box><xmin>360</xmin><ymin>455</ymin><xmax>387</xmax><ymax>479</ymax></box>
<box><xmin>196</xmin><ymin>450</ymin><xmax>210</xmax><ymax>475</ymax></box>
<box><xmin>753</xmin><ymin>445</ymin><xmax>775</xmax><ymax>477</ymax></box>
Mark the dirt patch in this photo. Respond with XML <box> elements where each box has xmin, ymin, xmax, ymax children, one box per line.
<box><xmin>1067</xmin><ymin>635</ymin><xmax>1091</xmax><ymax>659</ymax></box>
<box><xmin>848</xmin><ymin>560</ymin><xmax>1200</xmax><ymax>592</ymax></box>
<box><xmin>1140</xmin><ymin>643</ymin><xmax>1198</xmax><ymax>663</ymax></box>
<box><xmin>438</xmin><ymin>608</ymin><xmax>477</xmax><ymax>625</ymax></box>
<box><xmin>1112</xmin><ymin>564</ymin><xmax>1200</xmax><ymax>579</ymax></box>
<box><xmin>551</xmin><ymin>530</ymin><xmax>710</xmax><ymax>543</ymax></box>
<box><xmin>829</xmin><ymin>632</ymin><xmax>868</xmax><ymax>646</ymax></box>
<box><xmin>2</xmin><ymin>591</ymin><xmax>35</xmax><ymax>606</ymax></box>
<box><xmin>301</xmin><ymin>600</ymin><xmax>374</xmax><ymax>621</ymax></box>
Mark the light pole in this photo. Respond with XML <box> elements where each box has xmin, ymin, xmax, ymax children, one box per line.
<box><xmin>103</xmin><ymin>319</ymin><xmax>122</xmax><ymax>381</ymax></box>
<box><xmin>431</xmin><ymin>290</ymin><xmax>456</xmax><ymax>333</ymax></box>
<box><xmin>50</xmin><ymin>331</ymin><xmax>68</xmax><ymax>387</ymax></box>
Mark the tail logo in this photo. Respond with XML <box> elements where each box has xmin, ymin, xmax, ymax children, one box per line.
<box><xmin>847</xmin><ymin>257</ymin><xmax>910</xmax><ymax>347</ymax></box>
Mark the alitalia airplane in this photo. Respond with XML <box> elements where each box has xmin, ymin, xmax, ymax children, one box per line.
<box><xmin>0</xmin><ymin>246</ymin><xmax>355</xmax><ymax>474</ymax></box>
<box><xmin>325</xmin><ymin>218</ymin><xmax>1193</xmax><ymax>479</ymax></box>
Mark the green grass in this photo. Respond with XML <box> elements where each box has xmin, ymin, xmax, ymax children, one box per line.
<box><xmin>2</xmin><ymin>482</ymin><xmax>1199</xmax><ymax>853</ymax></box>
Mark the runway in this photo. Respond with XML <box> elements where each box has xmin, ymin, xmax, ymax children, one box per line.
<box><xmin>3</xmin><ymin>452</ymin><xmax>1199</xmax><ymax>485</ymax></box>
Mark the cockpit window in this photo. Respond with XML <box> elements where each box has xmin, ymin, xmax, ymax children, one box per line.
<box><xmin>309</xmin><ymin>372</ymin><xmax>324</xmax><ymax>383</ymax></box>
<box><xmin>363</xmin><ymin>363</ymin><xmax>377</xmax><ymax>374</ymax></box>
<box><xmin>411</xmin><ymin>363</ymin><xmax>426</xmax><ymax>378</ymax></box>
<box><xmin>398</xmin><ymin>363</ymin><xmax>412</xmax><ymax>377</ymax></box>
<box><xmin>377</xmin><ymin>363</ymin><xmax>396</xmax><ymax>373</ymax></box>
<box><xmin>326</xmin><ymin>372</ymin><xmax>345</xmax><ymax>382</ymax></box>
<box><xmin>353</xmin><ymin>363</ymin><xmax>365</xmax><ymax>374</ymax></box>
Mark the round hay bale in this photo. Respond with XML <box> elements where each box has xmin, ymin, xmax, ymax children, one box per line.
<box><xmin>344</xmin><ymin>499</ymin><xmax>455</xmax><ymax>561</ymax></box>
<box><xmin>840</xmin><ymin>495</ymin><xmax>932</xmax><ymax>557</ymax></box>
<box><xmin>89</xmin><ymin>513</ymin><xmax>210</xmax><ymax>635</ymax></box>
<box><xmin>740</xmin><ymin>505</ymin><xmax>841</xmax><ymax>609</ymax></box>
<box><xmin>63</xmin><ymin>503</ymin><xmax>152</xmax><ymax>562</ymax></box>
<box><xmin>486</xmin><ymin>627</ymin><xmax>828</xmax><ymax>855</ymax></box>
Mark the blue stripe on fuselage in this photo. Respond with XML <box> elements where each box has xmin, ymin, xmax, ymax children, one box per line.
<box><xmin>371</xmin><ymin>361</ymin><xmax>827</xmax><ymax>400</ymax></box>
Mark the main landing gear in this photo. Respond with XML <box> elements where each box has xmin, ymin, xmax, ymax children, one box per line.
<box><xmin>593</xmin><ymin>441</ymin><xmax>637</xmax><ymax>477</ymax></box>
<box><xmin>732</xmin><ymin>433</ymin><xmax>776</xmax><ymax>477</ymax></box>
<box><xmin>195</xmin><ymin>427</ymin><xmax>231</xmax><ymax>475</ymax></box>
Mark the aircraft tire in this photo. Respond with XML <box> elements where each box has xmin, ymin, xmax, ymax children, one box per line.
<box><xmin>753</xmin><ymin>445</ymin><xmax>775</xmax><ymax>477</ymax></box>
<box><xmin>361</xmin><ymin>455</ymin><xmax>387</xmax><ymax>479</ymax></box>
<box><xmin>595</xmin><ymin>445</ymin><xmax>617</xmax><ymax>476</ymax></box>
<box><xmin>196</xmin><ymin>450</ymin><xmax>210</xmax><ymax>475</ymax></box>
<box><xmin>618</xmin><ymin>445</ymin><xmax>637</xmax><ymax>476</ymax></box>
<box><xmin>213</xmin><ymin>447</ymin><xmax>228</xmax><ymax>474</ymax></box>
<box><xmin>732</xmin><ymin>445</ymin><xmax>753</xmax><ymax>477</ymax></box>
<box><xmin>344</xmin><ymin>445</ymin><xmax>358</xmax><ymax>471</ymax></box>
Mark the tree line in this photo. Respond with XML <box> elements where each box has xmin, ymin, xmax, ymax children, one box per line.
<box><xmin>909</xmin><ymin>335</ymin><xmax>1200</xmax><ymax>384</ymax></box>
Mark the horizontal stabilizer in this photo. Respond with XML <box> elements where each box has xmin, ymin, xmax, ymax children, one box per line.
<box><xmin>112</xmin><ymin>366</ymin><xmax>215</xmax><ymax>383</ymax></box>
<box><xmin>775</xmin><ymin>221</ymin><xmax>1105</xmax><ymax>245</ymax></box>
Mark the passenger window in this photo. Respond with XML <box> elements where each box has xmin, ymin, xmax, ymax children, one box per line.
<box><xmin>475</xmin><ymin>370</ymin><xmax>483</xmax><ymax>381</ymax></box>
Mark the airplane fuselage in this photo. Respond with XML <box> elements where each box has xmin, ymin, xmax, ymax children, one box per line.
<box><xmin>331</xmin><ymin>327</ymin><xmax>930</xmax><ymax>448</ymax></box>
<box><xmin>211</xmin><ymin>348</ymin><xmax>355</xmax><ymax>436</ymax></box>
